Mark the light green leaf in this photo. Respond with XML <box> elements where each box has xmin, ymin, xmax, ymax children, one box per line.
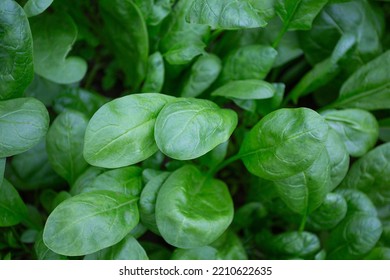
<box><xmin>322</xmin><ymin>109</ymin><xmax>379</xmax><ymax>157</ymax></box>
<box><xmin>211</xmin><ymin>80</ymin><xmax>275</xmax><ymax>100</ymax></box>
<box><xmin>156</xmin><ymin>165</ymin><xmax>233</xmax><ymax>248</ymax></box>
<box><xmin>0</xmin><ymin>179</ymin><xmax>28</xmax><ymax>227</ymax></box>
<box><xmin>84</xmin><ymin>93</ymin><xmax>174</xmax><ymax>168</ymax></box>
<box><xmin>24</xmin><ymin>0</ymin><xmax>53</xmax><ymax>17</ymax></box>
<box><xmin>181</xmin><ymin>54</ymin><xmax>221</xmax><ymax>98</ymax></box>
<box><xmin>0</xmin><ymin>97</ymin><xmax>49</xmax><ymax>158</ymax></box>
<box><xmin>30</xmin><ymin>12</ymin><xmax>87</xmax><ymax>84</ymax></box>
<box><xmin>186</xmin><ymin>0</ymin><xmax>267</xmax><ymax>30</ymax></box>
<box><xmin>142</xmin><ymin>52</ymin><xmax>165</xmax><ymax>93</ymax></box>
<box><xmin>240</xmin><ymin>108</ymin><xmax>329</xmax><ymax>180</ymax></box>
<box><xmin>0</xmin><ymin>0</ymin><xmax>33</xmax><ymax>100</ymax></box>
<box><xmin>100</xmin><ymin>0</ymin><xmax>148</xmax><ymax>88</ymax></box>
<box><xmin>155</xmin><ymin>98</ymin><xmax>237</xmax><ymax>160</ymax></box>
<box><xmin>46</xmin><ymin>110</ymin><xmax>89</xmax><ymax>184</ymax></box>
<box><xmin>34</xmin><ymin>231</ymin><xmax>67</xmax><ymax>260</ymax></box>
<box><xmin>43</xmin><ymin>191</ymin><xmax>139</xmax><ymax>256</ymax></box>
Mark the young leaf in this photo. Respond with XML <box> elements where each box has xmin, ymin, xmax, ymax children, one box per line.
<box><xmin>0</xmin><ymin>0</ymin><xmax>33</xmax><ymax>100</ymax></box>
<box><xmin>0</xmin><ymin>179</ymin><xmax>28</xmax><ymax>227</ymax></box>
<box><xmin>24</xmin><ymin>0</ymin><xmax>53</xmax><ymax>17</ymax></box>
<box><xmin>30</xmin><ymin>12</ymin><xmax>87</xmax><ymax>84</ymax></box>
<box><xmin>99</xmin><ymin>0</ymin><xmax>148</xmax><ymax>88</ymax></box>
<box><xmin>46</xmin><ymin>110</ymin><xmax>89</xmax><ymax>184</ymax></box>
<box><xmin>43</xmin><ymin>191</ymin><xmax>139</xmax><ymax>256</ymax></box>
<box><xmin>322</xmin><ymin>109</ymin><xmax>379</xmax><ymax>157</ymax></box>
<box><xmin>211</xmin><ymin>80</ymin><xmax>275</xmax><ymax>100</ymax></box>
<box><xmin>84</xmin><ymin>93</ymin><xmax>174</xmax><ymax>168</ymax></box>
<box><xmin>160</xmin><ymin>0</ymin><xmax>210</xmax><ymax>65</ymax></box>
<box><xmin>181</xmin><ymin>54</ymin><xmax>221</xmax><ymax>98</ymax></box>
<box><xmin>0</xmin><ymin>97</ymin><xmax>49</xmax><ymax>158</ymax></box>
<box><xmin>333</xmin><ymin>51</ymin><xmax>390</xmax><ymax>110</ymax></box>
<box><xmin>240</xmin><ymin>108</ymin><xmax>329</xmax><ymax>180</ymax></box>
<box><xmin>156</xmin><ymin>165</ymin><xmax>233</xmax><ymax>248</ymax></box>
<box><xmin>186</xmin><ymin>0</ymin><xmax>267</xmax><ymax>30</ymax></box>
<box><xmin>275</xmin><ymin>0</ymin><xmax>328</xmax><ymax>31</ymax></box>
<box><xmin>133</xmin><ymin>0</ymin><xmax>172</xmax><ymax>26</ymax></box>
<box><xmin>155</xmin><ymin>98</ymin><xmax>237</xmax><ymax>160</ymax></box>
<box><xmin>85</xmin><ymin>235</ymin><xmax>148</xmax><ymax>260</ymax></box>
<box><xmin>142</xmin><ymin>52</ymin><xmax>165</xmax><ymax>93</ymax></box>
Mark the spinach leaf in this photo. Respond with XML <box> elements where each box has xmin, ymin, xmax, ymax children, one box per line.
<box><xmin>34</xmin><ymin>231</ymin><xmax>67</xmax><ymax>260</ymax></box>
<box><xmin>379</xmin><ymin>118</ymin><xmax>390</xmax><ymax>142</ymax></box>
<box><xmin>211</xmin><ymin>80</ymin><xmax>275</xmax><ymax>100</ymax></box>
<box><xmin>0</xmin><ymin>0</ymin><xmax>33</xmax><ymax>100</ymax></box>
<box><xmin>24</xmin><ymin>0</ymin><xmax>53</xmax><ymax>17</ymax></box>
<box><xmin>155</xmin><ymin>98</ymin><xmax>237</xmax><ymax>160</ymax></box>
<box><xmin>70</xmin><ymin>167</ymin><xmax>105</xmax><ymax>196</ymax></box>
<box><xmin>0</xmin><ymin>97</ymin><xmax>49</xmax><ymax>158</ymax></box>
<box><xmin>133</xmin><ymin>0</ymin><xmax>172</xmax><ymax>26</ymax></box>
<box><xmin>0</xmin><ymin>179</ymin><xmax>28</xmax><ymax>227</ymax></box>
<box><xmin>142</xmin><ymin>52</ymin><xmax>165</xmax><ymax>94</ymax></box>
<box><xmin>155</xmin><ymin>165</ymin><xmax>233</xmax><ymax>248</ymax></box>
<box><xmin>84</xmin><ymin>93</ymin><xmax>174</xmax><ymax>168</ymax></box>
<box><xmin>0</xmin><ymin>158</ymin><xmax>4</xmax><ymax>187</ymax></box>
<box><xmin>43</xmin><ymin>190</ymin><xmax>139</xmax><ymax>256</ymax></box>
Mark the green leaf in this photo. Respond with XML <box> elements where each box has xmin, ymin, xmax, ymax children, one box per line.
<box><xmin>133</xmin><ymin>0</ymin><xmax>172</xmax><ymax>26</ymax></box>
<box><xmin>275</xmin><ymin>0</ymin><xmax>328</xmax><ymax>30</ymax></box>
<box><xmin>340</xmin><ymin>143</ymin><xmax>390</xmax><ymax>207</ymax></box>
<box><xmin>24</xmin><ymin>0</ymin><xmax>53</xmax><ymax>17</ymax></box>
<box><xmin>0</xmin><ymin>179</ymin><xmax>28</xmax><ymax>227</ymax></box>
<box><xmin>211</xmin><ymin>230</ymin><xmax>248</xmax><ymax>260</ymax></box>
<box><xmin>43</xmin><ymin>191</ymin><xmax>139</xmax><ymax>256</ymax></box>
<box><xmin>379</xmin><ymin>118</ymin><xmax>390</xmax><ymax>142</ymax></box>
<box><xmin>160</xmin><ymin>0</ymin><xmax>210</xmax><ymax>65</ymax></box>
<box><xmin>99</xmin><ymin>0</ymin><xmax>148</xmax><ymax>88</ymax></box>
<box><xmin>34</xmin><ymin>232</ymin><xmax>67</xmax><ymax>260</ymax></box>
<box><xmin>211</xmin><ymin>80</ymin><xmax>275</xmax><ymax>100</ymax></box>
<box><xmin>256</xmin><ymin>83</ymin><xmax>285</xmax><ymax>116</ymax></box>
<box><xmin>85</xmin><ymin>235</ymin><xmax>148</xmax><ymax>260</ymax></box>
<box><xmin>186</xmin><ymin>0</ymin><xmax>267</xmax><ymax>30</ymax></box>
<box><xmin>139</xmin><ymin>172</ymin><xmax>171</xmax><ymax>235</ymax></box>
<box><xmin>25</xmin><ymin>74</ymin><xmax>65</xmax><ymax>106</ymax></box>
<box><xmin>0</xmin><ymin>97</ymin><xmax>49</xmax><ymax>158</ymax></box>
<box><xmin>333</xmin><ymin>51</ymin><xmax>390</xmax><ymax>110</ymax></box>
<box><xmin>84</xmin><ymin>93</ymin><xmax>174</xmax><ymax>168</ymax></box>
<box><xmin>46</xmin><ymin>110</ymin><xmax>89</xmax><ymax>184</ymax></box>
<box><xmin>364</xmin><ymin>247</ymin><xmax>390</xmax><ymax>260</ymax></box>
<box><xmin>30</xmin><ymin>12</ymin><xmax>87</xmax><ymax>84</ymax></box>
<box><xmin>308</xmin><ymin>193</ymin><xmax>347</xmax><ymax>230</ymax></box>
<box><xmin>240</xmin><ymin>108</ymin><xmax>329</xmax><ymax>180</ymax></box>
<box><xmin>0</xmin><ymin>0</ymin><xmax>33</xmax><ymax>100</ymax></box>
<box><xmin>155</xmin><ymin>98</ymin><xmax>237</xmax><ymax>160</ymax></box>
<box><xmin>142</xmin><ymin>52</ymin><xmax>165</xmax><ymax>93</ymax></box>
<box><xmin>171</xmin><ymin>246</ymin><xmax>218</xmax><ymax>260</ymax></box>
<box><xmin>155</xmin><ymin>165</ymin><xmax>233</xmax><ymax>248</ymax></box>
<box><xmin>198</xmin><ymin>141</ymin><xmax>228</xmax><ymax>169</ymax></box>
<box><xmin>70</xmin><ymin>167</ymin><xmax>105</xmax><ymax>196</ymax></box>
<box><xmin>220</xmin><ymin>45</ymin><xmax>277</xmax><ymax>83</ymax></box>
<box><xmin>0</xmin><ymin>158</ymin><xmax>5</xmax><ymax>188</ymax></box>
<box><xmin>322</xmin><ymin>109</ymin><xmax>379</xmax><ymax>157</ymax></box>
<box><xmin>181</xmin><ymin>54</ymin><xmax>221</xmax><ymax>98</ymax></box>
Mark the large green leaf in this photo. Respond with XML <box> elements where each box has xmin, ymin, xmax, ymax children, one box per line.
<box><xmin>0</xmin><ymin>0</ymin><xmax>33</xmax><ymax>100</ymax></box>
<box><xmin>240</xmin><ymin>108</ymin><xmax>329</xmax><ymax>180</ymax></box>
<box><xmin>43</xmin><ymin>191</ymin><xmax>139</xmax><ymax>256</ymax></box>
<box><xmin>84</xmin><ymin>93</ymin><xmax>174</xmax><ymax>168</ymax></box>
<box><xmin>0</xmin><ymin>179</ymin><xmax>28</xmax><ymax>227</ymax></box>
<box><xmin>99</xmin><ymin>0</ymin><xmax>148</xmax><ymax>88</ymax></box>
<box><xmin>155</xmin><ymin>98</ymin><xmax>237</xmax><ymax>160</ymax></box>
<box><xmin>186</xmin><ymin>0</ymin><xmax>267</xmax><ymax>30</ymax></box>
<box><xmin>30</xmin><ymin>12</ymin><xmax>87</xmax><ymax>84</ymax></box>
<box><xmin>155</xmin><ymin>165</ymin><xmax>233</xmax><ymax>248</ymax></box>
<box><xmin>46</xmin><ymin>110</ymin><xmax>89</xmax><ymax>184</ymax></box>
<box><xmin>0</xmin><ymin>97</ymin><xmax>49</xmax><ymax>158</ymax></box>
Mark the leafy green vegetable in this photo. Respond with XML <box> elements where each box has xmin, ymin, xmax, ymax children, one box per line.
<box><xmin>211</xmin><ymin>80</ymin><xmax>275</xmax><ymax>100</ymax></box>
<box><xmin>24</xmin><ymin>0</ymin><xmax>53</xmax><ymax>17</ymax></box>
<box><xmin>142</xmin><ymin>52</ymin><xmax>165</xmax><ymax>93</ymax></box>
<box><xmin>0</xmin><ymin>179</ymin><xmax>28</xmax><ymax>227</ymax></box>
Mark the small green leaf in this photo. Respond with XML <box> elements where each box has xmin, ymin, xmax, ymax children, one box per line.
<box><xmin>156</xmin><ymin>165</ymin><xmax>233</xmax><ymax>248</ymax></box>
<box><xmin>181</xmin><ymin>54</ymin><xmax>221</xmax><ymax>98</ymax></box>
<box><xmin>43</xmin><ymin>191</ymin><xmax>139</xmax><ymax>256</ymax></box>
<box><xmin>24</xmin><ymin>0</ymin><xmax>53</xmax><ymax>17</ymax></box>
<box><xmin>46</xmin><ymin>110</ymin><xmax>89</xmax><ymax>184</ymax></box>
<box><xmin>84</xmin><ymin>93</ymin><xmax>174</xmax><ymax>168</ymax></box>
<box><xmin>322</xmin><ymin>109</ymin><xmax>379</xmax><ymax>157</ymax></box>
<box><xmin>142</xmin><ymin>52</ymin><xmax>165</xmax><ymax>93</ymax></box>
<box><xmin>85</xmin><ymin>235</ymin><xmax>148</xmax><ymax>260</ymax></box>
<box><xmin>186</xmin><ymin>0</ymin><xmax>267</xmax><ymax>30</ymax></box>
<box><xmin>0</xmin><ymin>0</ymin><xmax>33</xmax><ymax>100</ymax></box>
<box><xmin>0</xmin><ymin>179</ymin><xmax>28</xmax><ymax>227</ymax></box>
<box><xmin>211</xmin><ymin>80</ymin><xmax>275</xmax><ymax>100</ymax></box>
<box><xmin>30</xmin><ymin>12</ymin><xmax>87</xmax><ymax>84</ymax></box>
<box><xmin>0</xmin><ymin>97</ymin><xmax>49</xmax><ymax>158</ymax></box>
<box><xmin>155</xmin><ymin>98</ymin><xmax>237</xmax><ymax>160</ymax></box>
<box><xmin>379</xmin><ymin>118</ymin><xmax>390</xmax><ymax>142</ymax></box>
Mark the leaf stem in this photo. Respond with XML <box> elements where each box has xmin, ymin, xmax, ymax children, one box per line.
<box><xmin>207</xmin><ymin>152</ymin><xmax>244</xmax><ymax>177</ymax></box>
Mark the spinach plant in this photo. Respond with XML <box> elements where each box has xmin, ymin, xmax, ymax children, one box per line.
<box><xmin>1</xmin><ymin>0</ymin><xmax>390</xmax><ymax>260</ymax></box>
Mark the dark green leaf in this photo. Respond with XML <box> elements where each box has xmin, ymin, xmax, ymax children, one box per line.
<box><xmin>364</xmin><ymin>247</ymin><xmax>390</xmax><ymax>260</ymax></box>
<box><xmin>155</xmin><ymin>98</ymin><xmax>237</xmax><ymax>160</ymax></box>
<box><xmin>171</xmin><ymin>246</ymin><xmax>218</xmax><ymax>260</ymax></box>
<box><xmin>211</xmin><ymin>230</ymin><xmax>248</xmax><ymax>260</ymax></box>
<box><xmin>256</xmin><ymin>83</ymin><xmax>285</xmax><ymax>116</ymax></box>
<box><xmin>133</xmin><ymin>0</ymin><xmax>172</xmax><ymax>26</ymax></box>
<box><xmin>142</xmin><ymin>52</ymin><xmax>165</xmax><ymax>93</ymax></box>
<box><xmin>0</xmin><ymin>179</ymin><xmax>28</xmax><ymax>227</ymax></box>
<box><xmin>0</xmin><ymin>97</ymin><xmax>49</xmax><ymax>158</ymax></box>
<box><xmin>0</xmin><ymin>158</ymin><xmax>5</xmax><ymax>187</ymax></box>
<box><xmin>24</xmin><ymin>0</ymin><xmax>53</xmax><ymax>17</ymax></box>
<box><xmin>379</xmin><ymin>118</ymin><xmax>390</xmax><ymax>142</ymax></box>
<box><xmin>156</xmin><ymin>165</ymin><xmax>233</xmax><ymax>248</ymax></box>
<box><xmin>0</xmin><ymin>0</ymin><xmax>33</xmax><ymax>100</ymax></box>
<box><xmin>43</xmin><ymin>191</ymin><xmax>139</xmax><ymax>256</ymax></box>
